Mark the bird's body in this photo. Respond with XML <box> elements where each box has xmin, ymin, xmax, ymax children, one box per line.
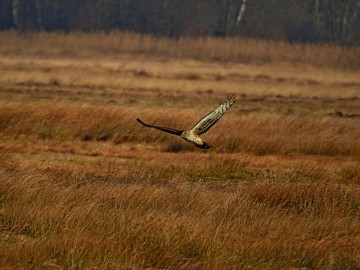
<box><xmin>137</xmin><ymin>95</ymin><xmax>236</xmax><ymax>149</ymax></box>
<box><xmin>180</xmin><ymin>130</ymin><xmax>209</xmax><ymax>149</ymax></box>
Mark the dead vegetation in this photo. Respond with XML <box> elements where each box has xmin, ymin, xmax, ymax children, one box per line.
<box><xmin>1</xmin><ymin>31</ymin><xmax>360</xmax><ymax>70</ymax></box>
<box><xmin>0</xmin><ymin>32</ymin><xmax>360</xmax><ymax>269</ymax></box>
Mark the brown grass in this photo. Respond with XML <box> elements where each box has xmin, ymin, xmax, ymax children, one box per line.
<box><xmin>0</xmin><ymin>32</ymin><xmax>360</xmax><ymax>269</ymax></box>
<box><xmin>1</xmin><ymin>31</ymin><xmax>360</xmax><ymax>70</ymax></box>
<box><xmin>1</xmin><ymin>101</ymin><xmax>360</xmax><ymax>156</ymax></box>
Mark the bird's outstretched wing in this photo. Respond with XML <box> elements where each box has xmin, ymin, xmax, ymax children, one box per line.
<box><xmin>191</xmin><ymin>95</ymin><xmax>236</xmax><ymax>135</ymax></box>
<box><xmin>137</xmin><ymin>118</ymin><xmax>183</xmax><ymax>136</ymax></box>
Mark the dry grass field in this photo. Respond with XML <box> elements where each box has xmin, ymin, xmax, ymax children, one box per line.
<box><xmin>0</xmin><ymin>32</ymin><xmax>360</xmax><ymax>269</ymax></box>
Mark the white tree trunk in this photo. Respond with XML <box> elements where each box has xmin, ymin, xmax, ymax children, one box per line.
<box><xmin>35</xmin><ymin>0</ymin><xmax>43</xmax><ymax>30</ymax></box>
<box><xmin>236</xmin><ymin>0</ymin><xmax>248</xmax><ymax>23</ymax></box>
<box><xmin>12</xmin><ymin>0</ymin><xmax>20</xmax><ymax>28</ymax></box>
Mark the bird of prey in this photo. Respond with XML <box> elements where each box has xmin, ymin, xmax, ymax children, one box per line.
<box><xmin>137</xmin><ymin>95</ymin><xmax>236</xmax><ymax>149</ymax></box>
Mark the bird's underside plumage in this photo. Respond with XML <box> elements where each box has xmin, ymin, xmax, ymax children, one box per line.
<box><xmin>137</xmin><ymin>95</ymin><xmax>236</xmax><ymax>149</ymax></box>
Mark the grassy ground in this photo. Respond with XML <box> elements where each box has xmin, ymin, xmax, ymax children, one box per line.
<box><xmin>0</xmin><ymin>32</ymin><xmax>360</xmax><ymax>269</ymax></box>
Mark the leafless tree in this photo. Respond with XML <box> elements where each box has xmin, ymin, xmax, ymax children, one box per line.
<box><xmin>236</xmin><ymin>0</ymin><xmax>248</xmax><ymax>24</ymax></box>
<box><xmin>308</xmin><ymin>0</ymin><xmax>360</xmax><ymax>42</ymax></box>
<box><xmin>11</xmin><ymin>0</ymin><xmax>43</xmax><ymax>31</ymax></box>
<box><xmin>35</xmin><ymin>0</ymin><xmax>43</xmax><ymax>30</ymax></box>
<box><xmin>11</xmin><ymin>0</ymin><xmax>19</xmax><ymax>28</ymax></box>
<box><xmin>1</xmin><ymin>0</ymin><xmax>359</xmax><ymax>44</ymax></box>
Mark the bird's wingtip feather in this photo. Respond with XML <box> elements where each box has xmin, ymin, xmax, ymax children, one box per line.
<box><xmin>227</xmin><ymin>94</ymin><xmax>236</xmax><ymax>102</ymax></box>
<box><xmin>137</xmin><ymin>118</ymin><xmax>147</xmax><ymax>126</ymax></box>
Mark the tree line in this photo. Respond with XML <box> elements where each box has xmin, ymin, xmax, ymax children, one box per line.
<box><xmin>0</xmin><ymin>0</ymin><xmax>359</xmax><ymax>44</ymax></box>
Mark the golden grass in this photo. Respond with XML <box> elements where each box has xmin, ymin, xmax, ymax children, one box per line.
<box><xmin>0</xmin><ymin>32</ymin><xmax>360</xmax><ymax>269</ymax></box>
<box><xmin>1</xmin><ymin>101</ymin><xmax>360</xmax><ymax>156</ymax></box>
<box><xmin>1</xmin><ymin>156</ymin><xmax>360</xmax><ymax>269</ymax></box>
<box><xmin>1</xmin><ymin>31</ymin><xmax>360</xmax><ymax>70</ymax></box>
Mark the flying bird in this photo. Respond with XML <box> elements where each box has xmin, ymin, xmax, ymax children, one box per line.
<box><xmin>137</xmin><ymin>95</ymin><xmax>236</xmax><ymax>149</ymax></box>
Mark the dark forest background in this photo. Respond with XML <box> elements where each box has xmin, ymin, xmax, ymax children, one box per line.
<box><xmin>0</xmin><ymin>0</ymin><xmax>359</xmax><ymax>44</ymax></box>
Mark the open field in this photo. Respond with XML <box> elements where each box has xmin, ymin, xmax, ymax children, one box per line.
<box><xmin>1</xmin><ymin>32</ymin><xmax>360</xmax><ymax>269</ymax></box>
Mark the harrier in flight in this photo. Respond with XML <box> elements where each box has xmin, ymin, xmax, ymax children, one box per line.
<box><xmin>137</xmin><ymin>95</ymin><xmax>236</xmax><ymax>149</ymax></box>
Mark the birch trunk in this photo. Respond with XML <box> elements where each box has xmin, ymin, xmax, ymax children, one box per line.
<box><xmin>12</xmin><ymin>0</ymin><xmax>19</xmax><ymax>28</ymax></box>
<box><xmin>35</xmin><ymin>0</ymin><xmax>43</xmax><ymax>30</ymax></box>
<box><xmin>236</xmin><ymin>0</ymin><xmax>247</xmax><ymax>23</ymax></box>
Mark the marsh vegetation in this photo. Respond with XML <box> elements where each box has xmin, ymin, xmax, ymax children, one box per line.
<box><xmin>0</xmin><ymin>32</ymin><xmax>360</xmax><ymax>269</ymax></box>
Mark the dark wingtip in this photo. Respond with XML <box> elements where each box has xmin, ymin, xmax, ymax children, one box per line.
<box><xmin>198</xmin><ymin>142</ymin><xmax>211</xmax><ymax>149</ymax></box>
<box><xmin>137</xmin><ymin>118</ymin><xmax>149</xmax><ymax>127</ymax></box>
<box><xmin>227</xmin><ymin>94</ymin><xmax>236</xmax><ymax>102</ymax></box>
<box><xmin>137</xmin><ymin>118</ymin><xmax>145</xmax><ymax>125</ymax></box>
